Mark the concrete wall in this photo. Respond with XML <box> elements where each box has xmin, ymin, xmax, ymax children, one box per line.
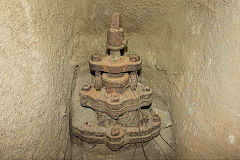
<box><xmin>0</xmin><ymin>0</ymin><xmax>81</xmax><ymax>159</ymax></box>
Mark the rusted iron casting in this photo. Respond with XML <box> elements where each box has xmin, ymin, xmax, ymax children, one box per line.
<box><xmin>73</xmin><ymin>12</ymin><xmax>161</xmax><ymax>151</ymax></box>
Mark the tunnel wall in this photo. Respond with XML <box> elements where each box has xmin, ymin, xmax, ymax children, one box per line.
<box><xmin>169</xmin><ymin>0</ymin><xmax>240</xmax><ymax>158</ymax></box>
<box><xmin>0</xmin><ymin>0</ymin><xmax>239</xmax><ymax>159</ymax></box>
<box><xmin>0</xmin><ymin>0</ymin><xmax>82</xmax><ymax>159</ymax></box>
<box><xmin>71</xmin><ymin>0</ymin><xmax>240</xmax><ymax>158</ymax></box>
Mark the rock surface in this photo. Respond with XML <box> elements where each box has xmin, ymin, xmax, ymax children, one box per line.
<box><xmin>0</xmin><ymin>0</ymin><xmax>83</xmax><ymax>159</ymax></box>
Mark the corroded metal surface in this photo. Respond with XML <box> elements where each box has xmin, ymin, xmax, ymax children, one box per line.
<box><xmin>94</xmin><ymin>71</ymin><xmax>103</xmax><ymax>91</ymax></box>
<box><xmin>72</xmin><ymin>110</ymin><xmax>161</xmax><ymax>151</ymax></box>
<box><xmin>80</xmin><ymin>84</ymin><xmax>152</xmax><ymax>119</ymax></box>
<box><xmin>74</xmin><ymin>12</ymin><xmax>161</xmax><ymax>151</ymax></box>
<box><xmin>89</xmin><ymin>55</ymin><xmax>142</xmax><ymax>73</ymax></box>
<box><xmin>106</xmin><ymin>13</ymin><xmax>127</xmax><ymax>50</ymax></box>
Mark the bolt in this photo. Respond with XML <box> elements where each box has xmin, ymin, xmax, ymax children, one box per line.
<box><xmin>91</xmin><ymin>54</ymin><xmax>102</xmax><ymax>62</ymax></box>
<box><xmin>110</xmin><ymin>94</ymin><xmax>120</xmax><ymax>103</ymax></box>
<box><xmin>129</xmin><ymin>54</ymin><xmax>140</xmax><ymax>62</ymax></box>
<box><xmin>119</xmin><ymin>57</ymin><xmax>124</xmax><ymax>62</ymax></box>
<box><xmin>81</xmin><ymin>85</ymin><xmax>91</xmax><ymax>91</ymax></box>
<box><xmin>101</xmin><ymin>94</ymin><xmax>107</xmax><ymax>99</ymax></box>
<box><xmin>111</xmin><ymin>126</ymin><xmax>121</xmax><ymax>136</ymax></box>
<box><xmin>152</xmin><ymin>115</ymin><xmax>160</xmax><ymax>122</ymax></box>
<box><xmin>142</xmin><ymin>85</ymin><xmax>150</xmax><ymax>92</ymax></box>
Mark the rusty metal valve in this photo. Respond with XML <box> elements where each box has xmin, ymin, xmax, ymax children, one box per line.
<box><xmin>74</xmin><ymin>12</ymin><xmax>161</xmax><ymax>151</ymax></box>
